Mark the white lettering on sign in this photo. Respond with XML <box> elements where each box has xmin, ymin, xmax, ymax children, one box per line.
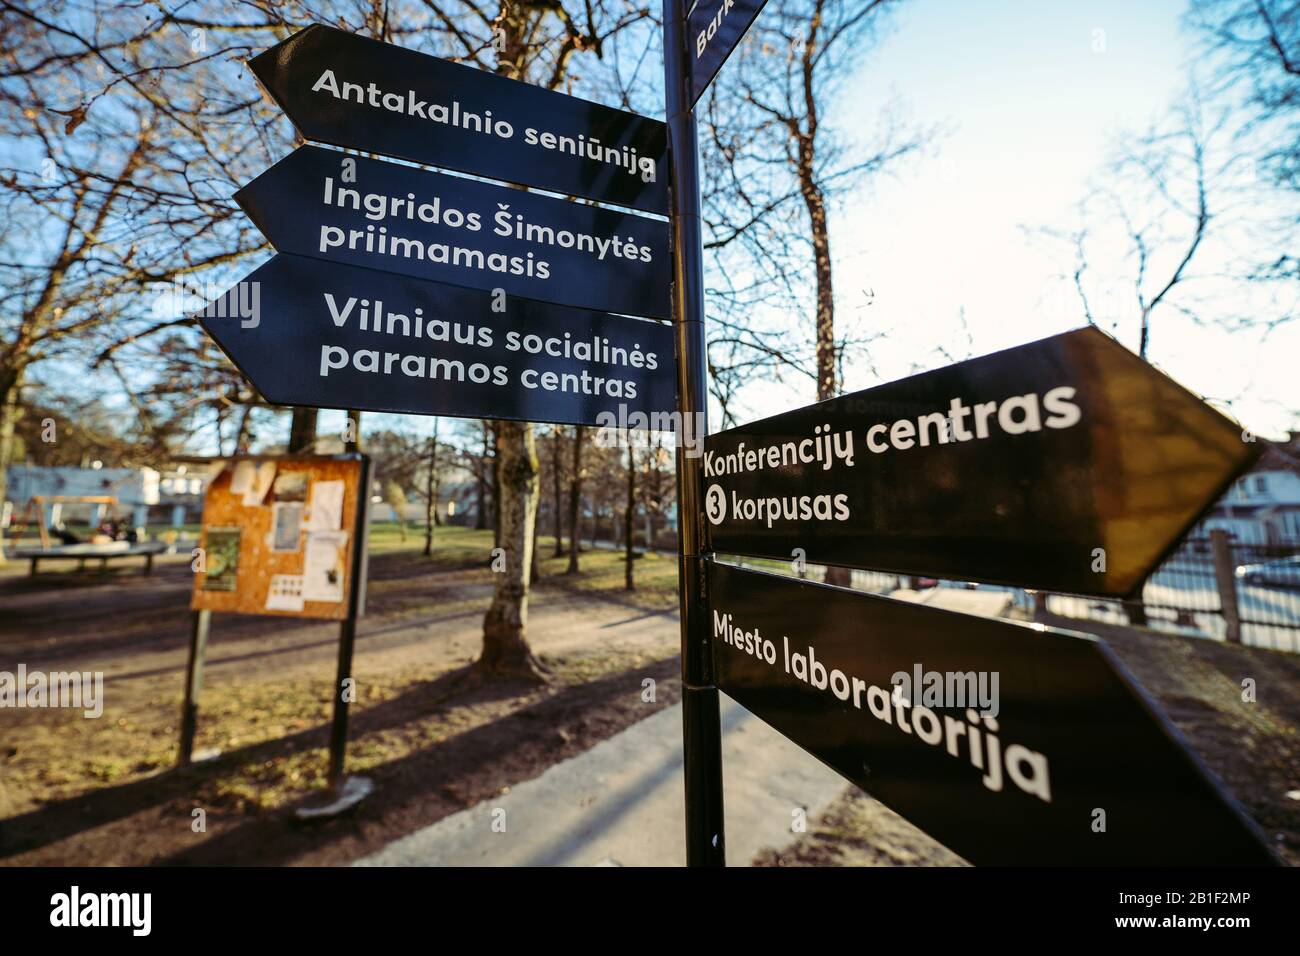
<box><xmin>704</xmin><ymin>386</ymin><xmax>1082</xmax><ymax>479</ymax></box>
<box><xmin>864</xmin><ymin>387</ymin><xmax>1082</xmax><ymax>454</ymax></box>
<box><xmin>713</xmin><ymin>606</ymin><xmax>1053</xmax><ymax>803</ymax></box>
<box><xmin>314</xmin><ymin>291</ymin><xmax>664</xmax><ymax>401</ymax></box>
<box><xmin>696</xmin><ymin>0</ymin><xmax>737</xmax><ymax>59</ymax></box>
<box><xmin>309</xmin><ymin>69</ymin><xmax>657</xmax><ymax>183</ymax></box>
<box><xmin>314</xmin><ymin>176</ymin><xmax>660</xmax><ymax>285</ymax></box>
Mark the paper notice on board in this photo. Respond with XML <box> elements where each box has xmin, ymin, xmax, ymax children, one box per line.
<box><xmin>230</xmin><ymin>461</ymin><xmax>255</xmax><ymax>496</ymax></box>
<box><xmin>272</xmin><ymin>471</ymin><xmax>309</xmax><ymax>502</ymax></box>
<box><xmin>303</xmin><ymin>530</ymin><xmax>348</xmax><ymax>603</ymax></box>
<box><xmin>270</xmin><ymin>501</ymin><xmax>304</xmax><ymax>552</ymax></box>
<box><xmin>243</xmin><ymin>461</ymin><xmax>277</xmax><ymax>506</ymax></box>
<box><xmin>307</xmin><ymin>479</ymin><xmax>345</xmax><ymax>531</ymax></box>
<box><xmin>265</xmin><ymin>574</ymin><xmax>306</xmax><ymax>612</ymax></box>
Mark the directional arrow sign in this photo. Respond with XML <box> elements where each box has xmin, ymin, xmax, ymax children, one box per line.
<box><xmin>686</xmin><ymin>0</ymin><xmax>769</xmax><ymax>106</ymax></box>
<box><xmin>250</xmin><ymin>24</ymin><xmax>668</xmax><ymax>215</ymax></box>
<box><xmin>709</xmin><ymin>562</ymin><xmax>1276</xmax><ymax>865</ymax></box>
<box><xmin>703</xmin><ymin>328</ymin><xmax>1259</xmax><ymax>597</ymax></box>
<box><xmin>197</xmin><ymin>254</ymin><xmax>676</xmax><ymax>428</ymax></box>
<box><xmin>236</xmin><ymin>146</ymin><xmax>671</xmax><ymax>321</ymax></box>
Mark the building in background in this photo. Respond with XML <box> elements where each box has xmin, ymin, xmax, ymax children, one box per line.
<box><xmin>3</xmin><ymin>462</ymin><xmax>218</xmax><ymax>534</ymax></box>
<box><xmin>155</xmin><ymin>465</ymin><xmax>210</xmax><ymax>528</ymax></box>
<box><xmin>1196</xmin><ymin>433</ymin><xmax>1300</xmax><ymax>545</ymax></box>
<box><xmin>4</xmin><ymin>463</ymin><xmax>161</xmax><ymax>531</ymax></box>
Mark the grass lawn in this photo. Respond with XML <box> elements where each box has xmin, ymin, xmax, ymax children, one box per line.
<box><xmin>368</xmin><ymin>523</ymin><xmax>680</xmax><ymax>609</ymax></box>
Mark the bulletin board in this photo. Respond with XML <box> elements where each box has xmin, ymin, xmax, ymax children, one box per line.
<box><xmin>190</xmin><ymin>455</ymin><xmax>368</xmax><ymax>620</ymax></box>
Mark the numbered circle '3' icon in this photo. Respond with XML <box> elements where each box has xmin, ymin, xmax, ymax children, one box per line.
<box><xmin>705</xmin><ymin>484</ymin><xmax>727</xmax><ymax>525</ymax></box>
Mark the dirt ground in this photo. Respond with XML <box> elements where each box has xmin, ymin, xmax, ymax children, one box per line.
<box><xmin>2</xmin><ymin>539</ymin><xmax>1298</xmax><ymax>867</ymax></box>
<box><xmin>0</xmin><ymin>536</ymin><xmax>683</xmax><ymax>865</ymax></box>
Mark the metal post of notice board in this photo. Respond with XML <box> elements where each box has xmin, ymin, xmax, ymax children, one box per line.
<box><xmin>664</xmin><ymin>0</ymin><xmax>726</xmax><ymax>867</ymax></box>
<box><xmin>298</xmin><ymin>453</ymin><xmax>374</xmax><ymax>819</ymax></box>
<box><xmin>325</xmin><ymin>454</ymin><xmax>372</xmax><ymax>789</ymax></box>
<box><xmin>177</xmin><ymin>609</ymin><xmax>212</xmax><ymax>766</ymax></box>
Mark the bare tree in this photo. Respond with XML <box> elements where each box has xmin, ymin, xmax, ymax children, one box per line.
<box><xmin>422</xmin><ymin>418</ymin><xmax>442</xmax><ymax>557</ymax></box>
<box><xmin>624</xmin><ymin>437</ymin><xmax>636</xmax><ymax>590</ymax></box>
<box><xmin>701</xmin><ymin>0</ymin><xmax>932</xmax><ymax>416</ymax></box>
<box><xmin>1039</xmin><ymin>92</ymin><xmax>1239</xmax><ymax>358</ymax></box>
<box><xmin>0</xmin><ymin>0</ymin><xmax>292</xmax><ymax>560</ymax></box>
<box><xmin>566</xmin><ymin>424</ymin><xmax>586</xmax><ymax>575</ymax></box>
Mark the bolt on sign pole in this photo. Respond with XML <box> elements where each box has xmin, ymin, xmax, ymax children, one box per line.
<box><xmin>664</xmin><ymin>0</ymin><xmax>726</xmax><ymax>866</ymax></box>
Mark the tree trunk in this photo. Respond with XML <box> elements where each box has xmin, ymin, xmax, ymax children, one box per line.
<box><xmin>566</xmin><ymin>425</ymin><xmax>585</xmax><ymax>574</ymax></box>
<box><xmin>625</xmin><ymin>442</ymin><xmax>636</xmax><ymax>590</ymax></box>
<box><xmin>0</xmin><ymin>366</ymin><xmax>24</xmax><ymax>564</ymax></box>
<box><xmin>288</xmin><ymin>407</ymin><xmax>317</xmax><ymax>453</ymax></box>
<box><xmin>475</xmin><ymin>416</ymin><xmax>546</xmax><ymax>681</ymax></box>
<box><xmin>491</xmin><ymin>422</ymin><xmax>502</xmax><ymax>549</ymax></box>
<box><xmin>552</xmin><ymin>427</ymin><xmax>565</xmax><ymax>557</ymax></box>
<box><xmin>423</xmin><ymin>420</ymin><xmax>439</xmax><ymax>557</ymax></box>
<box><xmin>805</xmin><ymin>177</ymin><xmax>836</xmax><ymax>402</ymax></box>
<box><xmin>798</xmin><ymin>57</ymin><xmax>853</xmax><ymax>590</ymax></box>
<box><xmin>344</xmin><ymin>409</ymin><xmax>362</xmax><ymax>452</ymax></box>
<box><xmin>472</xmin><ymin>3</ymin><xmax>553</xmax><ymax>682</ymax></box>
<box><xmin>475</xmin><ymin>421</ymin><xmax>489</xmax><ymax>530</ymax></box>
<box><xmin>530</xmin><ymin>488</ymin><xmax>542</xmax><ymax>582</ymax></box>
<box><xmin>233</xmin><ymin>404</ymin><xmax>255</xmax><ymax>454</ymax></box>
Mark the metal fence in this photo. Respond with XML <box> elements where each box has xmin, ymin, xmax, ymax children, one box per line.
<box><xmin>800</xmin><ymin>531</ymin><xmax>1300</xmax><ymax>655</ymax></box>
<box><xmin>1043</xmin><ymin>532</ymin><xmax>1300</xmax><ymax>652</ymax></box>
<box><xmin>734</xmin><ymin>530</ymin><xmax>1300</xmax><ymax>654</ymax></box>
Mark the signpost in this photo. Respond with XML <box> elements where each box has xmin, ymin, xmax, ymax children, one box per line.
<box><xmin>661</xmin><ymin>0</ymin><xmax>1273</xmax><ymax>868</ymax></box>
<box><xmin>194</xmin><ymin>18</ymin><xmax>686</xmax><ymax>818</ymax></box>
<box><xmin>702</xmin><ymin>327</ymin><xmax>1260</xmax><ymax>597</ymax></box>
<box><xmin>665</xmin><ymin>0</ymin><xmax>726</xmax><ymax>867</ymax></box>
<box><xmin>686</xmin><ymin>0</ymin><xmax>769</xmax><ymax>105</ymax></box>
<box><xmin>250</xmin><ymin>24</ymin><xmax>669</xmax><ymax>215</ymax></box>
<box><xmin>709</xmin><ymin>562</ymin><xmax>1275</xmax><ymax>865</ymax></box>
<box><xmin>236</xmin><ymin>145</ymin><xmax>671</xmax><ymax>320</ymax></box>
<box><xmin>200</xmin><ymin>254</ymin><xmax>676</xmax><ymax>428</ymax></box>
<box><xmin>192</xmin><ymin>9</ymin><xmax>1276</xmax><ymax>866</ymax></box>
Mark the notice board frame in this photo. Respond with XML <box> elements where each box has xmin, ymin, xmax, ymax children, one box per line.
<box><xmin>177</xmin><ymin>453</ymin><xmax>373</xmax><ymax>802</ymax></box>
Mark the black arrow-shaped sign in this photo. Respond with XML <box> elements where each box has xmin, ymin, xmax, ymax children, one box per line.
<box><xmin>249</xmin><ymin>24</ymin><xmax>669</xmax><ymax>215</ymax></box>
<box><xmin>709</xmin><ymin>562</ymin><xmax>1277</xmax><ymax>865</ymax></box>
<box><xmin>703</xmin><ymin>327</ymin><xmax>1259</xmax><ymax>597</ymax></box>
<box><xmin>197</xmin><ymin>254</ymin><xmax>676</xmax><ymax>429</ymax></box>
<box><xmin>235</xmin><ymin>145</ymin><xmax>671</xmax><ymax>321</ymax></box>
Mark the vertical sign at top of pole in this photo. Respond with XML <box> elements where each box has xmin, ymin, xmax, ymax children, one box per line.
<box><xmin>666</xmin><ymin>0</ymin><xmax>728</xmax><ymax>866</ymax></box>
<box><xmin>686</xmin><ymin>0</ymin><xmax>770</xmax><ymax>106</ymax></box>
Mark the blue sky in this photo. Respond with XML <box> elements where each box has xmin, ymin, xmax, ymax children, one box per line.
<box><xmin>727</xmin><ymin>0</ymin><xmax>1299</xmax><ymax>439</ymax></box>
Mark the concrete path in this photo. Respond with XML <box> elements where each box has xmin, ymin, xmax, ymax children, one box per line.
<box><xmin>355</xmin><ymin>695</ymin><xmax>845</xmax><ymax>867</ymax></box>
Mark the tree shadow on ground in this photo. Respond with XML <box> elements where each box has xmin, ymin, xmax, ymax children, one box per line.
<box><xmin>0</xmin><ymin>655</ymin><xmax>681</xmax><ymax>866</ymax></box>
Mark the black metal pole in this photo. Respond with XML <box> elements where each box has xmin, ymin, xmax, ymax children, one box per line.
<box><xmin>177</xmin><ymin>609</ymin><xmax>211</xmax><ymax>766</ymax></box>
<box><xmin>664</xmin><ymin>0</ymin><xmax>726</xmax><ymax>867</ymax></box>
<box><xmin>326</xmin><ymin>453</ymin><xmax>372</xmax><ymax>790</ymax></box>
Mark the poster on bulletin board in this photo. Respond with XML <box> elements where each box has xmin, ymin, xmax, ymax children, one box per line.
<box><xmin>190</xmin><ymin>454</ymin><xmax>369</xmax><ymax>621</ymax></box>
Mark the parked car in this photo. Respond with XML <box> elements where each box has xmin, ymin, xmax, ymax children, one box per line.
<box><xmin>1234</xmin><ymin>555</ymin><xmax>1300</xmax><ymax>590</ymax></box>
